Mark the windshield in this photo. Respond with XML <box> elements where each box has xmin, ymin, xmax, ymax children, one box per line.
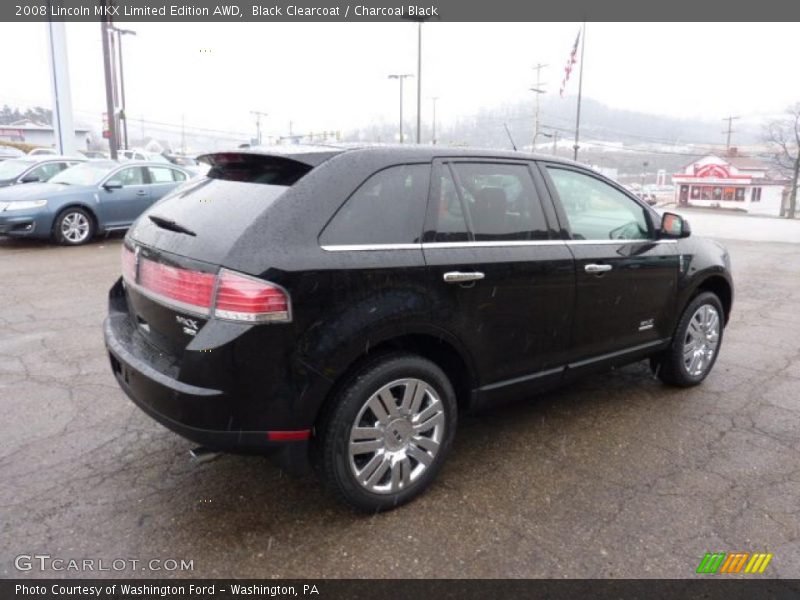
<box><xmin>0</xmin><ymin>158</ymin><xmax>35</xmax><ymax>180</ymax></box>
<box><xmin>51</xmin><ymin>162</ymin><xmax>115</xmax><ymax>186</ymax></box>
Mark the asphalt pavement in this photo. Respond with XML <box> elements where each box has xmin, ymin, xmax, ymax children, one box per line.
<box><xmin>1</xmin><ymin>219</ymin><xmax>799</xmax><ymax>578</ymax></box>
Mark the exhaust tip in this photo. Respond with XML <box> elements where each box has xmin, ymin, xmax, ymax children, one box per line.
<box><xmin>189</xmin><ymin>446</ymin><xmax>221</xmax><ymax>464</ymax></box>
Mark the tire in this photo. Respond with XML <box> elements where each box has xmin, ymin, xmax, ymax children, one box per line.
<box><xmin>53</xmin><ymin>207</ymin><xmax>95</xmax><ymax>246</ymax></box>
<box><xmin>316</xmin><ymin>352</ymin><xmax>457</xmax><ymax>512</ymax></box>
<box><xmin>655</xmin><ymin>291</ymin><xmax>724</xmax><ymax>387</ymax></box>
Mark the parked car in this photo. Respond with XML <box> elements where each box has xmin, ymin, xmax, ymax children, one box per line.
<box><xmin>104</xmin><ymin>146</ymin><xmax>733</xmax><ymax>511</ymax></box>
<box><xmin>0</xmin><ymin>160</ymin><xmax>191</xmax><ymax>245</ymax></box>
<box><xmin>28</xmin><ymin>147</ymin><xmax>59</xmax><ymax>156</ymax></box>
<box><xmin>0</xmin><ymin>145</ymin><xmax>24</xmax><ymax>162</ymax></box>
<box><xmin>79</xmin><ymin>150</ymin><xmax>110</xmax><ymax>159</ymax></box>
<box><xmin>120</xmin><ymin>148</ymin><xmax>171</xmax><ymax>164</ymax></box>
<box><xmin>0</xmin><ymin>155</ymin><xmax>85</xmax><ymax>188</ymax></box>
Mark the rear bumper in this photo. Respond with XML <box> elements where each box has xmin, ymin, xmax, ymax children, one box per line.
<box><xmin>103</xmin><ymin>280</ymin><xmax>313</xmax><ymax>472</ymax></box>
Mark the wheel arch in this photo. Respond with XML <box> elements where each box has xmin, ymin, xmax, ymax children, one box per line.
<box><xmin>692</xmin><ymin>274</ymin><xmax>732</xmax><ymax>325</ymax></box>
<box><xmin>51</xmin><ymin>203</ymin><xmax>99</xmax><ymax>235</ymax></box>
<box><xmin>313</xmin><ymin>331</ymin><xmax>477</xmax><ymax>432</ymax></box>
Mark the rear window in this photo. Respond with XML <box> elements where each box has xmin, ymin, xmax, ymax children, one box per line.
<box><xmin>203</xmin><ymin>153</ymin><xmax>313</xmax><ymax>185</ymax></box>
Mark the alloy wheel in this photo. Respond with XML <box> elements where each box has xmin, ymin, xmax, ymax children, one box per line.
<box><xmin>60</xmin><ymin>212</ymin><xmax>90</xmax><ymax>244</ymax></box>
<box><xmin>682</xmin><ymin>304</ymin><xmax>720</xmax><ymax>377</ymax></box>
<box><xmin>348</xmin><ymin>378</ymin><xmax>446</xmax><ymax>495</ymax></box>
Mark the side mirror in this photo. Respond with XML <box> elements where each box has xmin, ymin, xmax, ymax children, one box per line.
<box><xmin>661</xmin><ymin>212</ymin><xmax>691</xmax><ymax>239</ymax></box>
<box><xmin>103</xmin><ymin>181</ymin><xmax>123</xmax><ymax>191</ymax></box>
<box><xmin>20</xmin><ymin>174</ymin><xmax>40</xmax><ymax>183</ymax></box>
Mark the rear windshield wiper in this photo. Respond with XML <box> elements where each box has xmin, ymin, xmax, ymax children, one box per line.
<box><xmin>148</xmin><ymin>214</ymin><xmax>196</xmax><ymax>237</ymax></box>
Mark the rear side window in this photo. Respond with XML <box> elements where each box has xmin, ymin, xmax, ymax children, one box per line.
<box><xmin>320</xmin><ymin>164</ymin><xmax>430</xmax><ymax>246</ymax></box>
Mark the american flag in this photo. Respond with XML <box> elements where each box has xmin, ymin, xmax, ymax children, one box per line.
<box><xmin>559</xmin><ymin>30</ymin><xmax>581</xmax><ymax>97</ymax></box>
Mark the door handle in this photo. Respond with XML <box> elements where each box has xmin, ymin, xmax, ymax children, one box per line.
<box><xmin>136</xmin><ymin>190</ymin><xmax>147</xmax><ymax>196</ymax></box>
<box><xmin>443</xmin><ymin>271</ymin><xmax>485</xmax><ymax>284</ymax></box>
<box><xmin>584</xmin><ymin>263</ymin><xmax>612</xmax><ymax>274</ymax></box>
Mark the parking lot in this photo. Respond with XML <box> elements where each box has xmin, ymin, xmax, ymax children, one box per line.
<box><xmin>1</xmin><ymin>212</ymin><xmax>799</xmax><ymax>578</ymax></box>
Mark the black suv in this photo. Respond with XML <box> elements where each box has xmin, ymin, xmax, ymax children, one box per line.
<box><xmin>104</xmin><ymin>146</ymin><xmax>733</xmax><ymax>511</ymax></box>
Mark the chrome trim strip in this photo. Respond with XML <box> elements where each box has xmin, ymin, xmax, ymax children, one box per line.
<box><xmin>566</xmin><ymin>239</ymin><xmax>677</xmax><ymax>245</ymax></box>
<box><xmin>320</xmin><ymin>239</ymin><xmax>678</xmax><ymax>252</ymax></box>
<box><xmin>424</xmin><ymin>240</ymin><xmax>565</xmax><ymax>249</ymax></box>
<box><xmin>320</xmin><ymin>243</ymin><xmax>422</xmax><ymax>252</ymax></box>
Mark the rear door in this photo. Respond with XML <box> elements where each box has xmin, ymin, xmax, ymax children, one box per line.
<box><xmin>98</xmin><ymin>166</ymin><xmax>151</xmax><ymax>227</ymax></box>
<box><xmin>539</xmin><ymin>164</ymin><xmax>679</xmax><ymax>364</ymax></box>
<box><xmin>422</xmin><ymin>158</ymin><xmax>575</xmax><ymax>400</ymax></box>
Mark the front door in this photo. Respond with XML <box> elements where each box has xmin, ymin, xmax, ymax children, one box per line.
<box><xmin>540</xmin><ymin>164</ymin><xmax>679</xmax><ymax>365</ymax></box>
<box><xmin>423</xmin><ymin>159</ymin><xmax>575</xmax><ymax>399</ymax></box>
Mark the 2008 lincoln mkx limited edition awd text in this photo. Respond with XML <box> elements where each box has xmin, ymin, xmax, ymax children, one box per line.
<box><xmin>104</xmin><ymin>145</ymin><xmax>733</xmax><ymax>511</ymax></box>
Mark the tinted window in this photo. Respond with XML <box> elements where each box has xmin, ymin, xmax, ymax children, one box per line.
<box><xmin>320</xmin><ymin>164</ymin><xmax>429</xmax><ymax>245</ymax></box>
<box><xmin>108</xmin><ymin>167</ymin><xmax>146</xmax><ymax>187</ymax></box>
<box><xmin>547</xmin><ymin>168</ymin><xmax>650</xmax><ymax>241</ymax></box>
<box><xmin>432</xmin><ymin>168</ymin><xmax>469</xmax><ymax>242</ymax></box>
<box><xmin>451</xmin><ymin>162</ymin><xmax>548</xmax><ymax>241</ymax></box>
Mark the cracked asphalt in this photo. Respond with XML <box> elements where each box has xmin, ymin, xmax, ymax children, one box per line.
<box><xmin>1</xmin><ymin>226</ymin><xmax>799</xmax><ymax>579</ymax></box>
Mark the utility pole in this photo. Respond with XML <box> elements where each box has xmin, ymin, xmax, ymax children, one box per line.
<box><xmin>388</xmin><ymin>73</ymin><xmax>413</xmax><ymax>143</ymax></box>
<box><xmin>100</xmin><ymin>9</ymin><xmax>118</xmax><ymax>159</ymax></box>
<box><xmin>722</xmin><ymin>115</ymin><xmax>740</xmax><ymax>151</ymax></box>
<box><xmin>250</xmin><ymin>110</ymin><xmax>268</xmax><ymax>145</ymax></box>
<box><xmin>431</xmin><ymin>96</ymin><xmax>439</xmax><ymax>145</ymax></box>
<box><xmin>530</xmin><ymin>63</ymin><xmax>547</xmax><ymax>151</ymax></box>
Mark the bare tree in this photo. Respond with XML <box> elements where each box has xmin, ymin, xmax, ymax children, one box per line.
<box><xmin>765</xmin><ymin>103</ymin><xmax>800</xmax><ymax>219</ymax></box>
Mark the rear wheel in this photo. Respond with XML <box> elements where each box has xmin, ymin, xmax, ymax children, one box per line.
<box><xmin>54</xmin><ymin>207</ymin><xmax>94</xmax><ymax>245</ymax></box>
<box><xmin>316</xmin><ymin>353</ymin><xmax>457</xmax><ymax>512</ymax></box>
<box><xmin>654</xmin><ymin>291</ymin><xmax>724</xmax><ymax>387</ymax></box>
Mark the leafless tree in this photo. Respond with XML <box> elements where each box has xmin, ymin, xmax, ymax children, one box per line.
<box><xmin>765</xmin><ymin>103</ymin><xmax>800</xmax><ymax>219</ymax></box>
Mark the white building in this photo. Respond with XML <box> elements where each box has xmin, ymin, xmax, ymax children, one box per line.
<box><xmin>672</xmin><ymin>152</ymin><xmax>786</xmax><ymax>217</ymax></box>
<box><xmin>0</xmin><ymin>119</ymin><xmax>91</xmax><ymax>150</ymax></box>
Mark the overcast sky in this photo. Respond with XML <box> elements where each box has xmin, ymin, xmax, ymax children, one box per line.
<box><xmin>1</xmin><ymin>22</ymin><xmax>799</xmax><ymax>141</ymax></box>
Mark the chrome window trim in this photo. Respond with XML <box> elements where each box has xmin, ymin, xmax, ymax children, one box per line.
<box><xmin>321</xmin><ymin>243</ymin><xmax>423</xmax><ymax>252</ymax></box>
<box><xmin>320</xmin><ymin>239</ymin><xmax>678</xmax><ymax>252</ymax></box>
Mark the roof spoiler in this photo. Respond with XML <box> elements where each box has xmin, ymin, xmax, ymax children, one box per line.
<box><xmin>197</xmin><ymin>149</ymin><xmax>340</xmax><ymax>168</ymax></box>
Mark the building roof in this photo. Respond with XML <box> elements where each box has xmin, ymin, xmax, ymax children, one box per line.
<box><xmin>5</xmin><ymin>119</ymin><xmax>90</xmax><ymax>133</ymax></box>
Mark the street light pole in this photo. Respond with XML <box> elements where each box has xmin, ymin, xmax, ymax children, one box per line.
<box><xmin>530</xmin><ymin>63</ymin><xmax>547</xmax><ymax>151</ymax></box>
<box><xmin>416</xmin><ymin>21</ymin><xmax>422</xmax><ymax>144</ymax></box>
<box><xmin>388</xmin><ymin>74</ymin><xmax>413</xmax><ymax>143</ymax></box>
<box><xmin>431</xmin><ymin>96</ymin><xmax>439</xmax><ymax>145</ymax></box>
<box><xmin>109</xmin><ymin>26</ymin><xmax>136</xmax><ymax>150</ymax></box>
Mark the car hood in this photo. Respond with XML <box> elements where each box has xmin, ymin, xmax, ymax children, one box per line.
<box><xmin>0</xmin><ymin>182</ymin><xmax>94</xmax><ymax>201</ymax></box>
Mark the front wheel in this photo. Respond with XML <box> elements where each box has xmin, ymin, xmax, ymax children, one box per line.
<box><xmin>53</xmin><ymin>207</ymin><xmax>95</xmax><ymax>245</ymax></box>
<box><xmin>316</xmin><ymin>353</ymin><xmax>457</xmax><ymax>512</ymax></box>
<box><xmin>654</xmin><ymin>291</ymin><xmax>724</xmax><ymax>387</ymax></box>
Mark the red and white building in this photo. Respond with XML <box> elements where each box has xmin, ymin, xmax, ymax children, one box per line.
<box><xmin>673</xmin><ymin>152</ymin><xmax>786</xmax><ymax>217</ymax></box>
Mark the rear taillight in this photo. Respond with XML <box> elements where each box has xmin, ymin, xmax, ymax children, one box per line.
<box><xmin>215</xmin><ymin>269</ymin><xmax>290</xmax><ymax>322</ymax></box>
<box><xmin>121</xmin><ymin>245</ymin><xmax>291</xmax><ymax>323</ymax></box>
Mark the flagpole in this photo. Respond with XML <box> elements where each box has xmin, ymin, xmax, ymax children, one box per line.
<box><xmin>573</xmin><ymin>23</ymin><xmax>586</xmax><ymax>161</ymax></box>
